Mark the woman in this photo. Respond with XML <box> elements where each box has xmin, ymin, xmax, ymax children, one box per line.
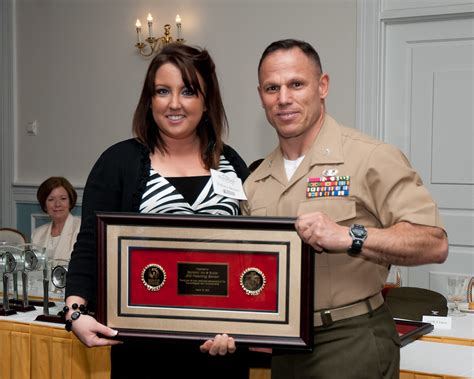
<box><xmin>32</xmin><ymin>176</ymin><xmax>81</xmax><ymax>260</ymax></box>
<box><xmin>65</xmin><ymin>44</ymin><xmax>250</xmax><ymax>378</ymax></box>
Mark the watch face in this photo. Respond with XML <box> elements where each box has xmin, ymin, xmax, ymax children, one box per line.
<box><xmin>351</xmin><ymin>224</ymin><xmax>367</xmax><ymax>239</ymax></box>
<box><xmin>348</xmin><ymin>224</ymin><xmax>367</xmax><ymax>255</ymax></box>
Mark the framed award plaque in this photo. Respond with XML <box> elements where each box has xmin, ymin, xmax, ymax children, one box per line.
<box><xmin>395</xmin><ymin>319</ymin><xmax>434</xmax><ymax>347</ymax></box>
<box><xmin>96</xmin><ymin>213</ymin><xmax>314</xmax><ymax>349</ymax></box>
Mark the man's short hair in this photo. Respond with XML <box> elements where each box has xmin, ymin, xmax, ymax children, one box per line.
<box><xmin>258</xmin><ymin>39</ymin><xmax>323</xmax><ymax>77</ymax></box>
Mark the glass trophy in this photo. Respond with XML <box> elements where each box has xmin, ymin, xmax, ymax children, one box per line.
<box><xmin>36</xmin><ymin>258</ymin><xmax>68</xmax><ymax>323</ymax></box>
<box><xmin>12</xmin><ymin>244</ymin><xmax>47</xmax><ymax>312</ymax></box>
<box><xmin>0</xmin><ymin>245</ymin><xmax>25</xmax><ymax>316</ymax></box>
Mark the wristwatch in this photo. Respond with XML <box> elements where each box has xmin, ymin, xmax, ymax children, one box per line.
<box><xmin>347</xmin><ymin>224</ymin><xmax>367</xmax><ymax>255</ymax></box>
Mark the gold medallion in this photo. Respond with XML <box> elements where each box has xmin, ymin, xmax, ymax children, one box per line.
<box><xmin>240</xmin><ymin>267</ymin><xmax>266</xmax><ymax>296</ymax></box>
<box><xmin>141</xmin><ymin>263</ymin><xmax>166</xmax><ymax>291</ymax></box>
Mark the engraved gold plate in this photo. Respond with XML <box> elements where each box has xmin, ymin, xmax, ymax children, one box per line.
<box><xmin>141</xmin><ymin>264</ymin><xmax>166</xmax><ymax>291</ymax></box>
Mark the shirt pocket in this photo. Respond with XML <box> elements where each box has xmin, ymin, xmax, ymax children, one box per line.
<box><xmin>297</xmin><ymin>198</ymin><xmax>356</xmax><ymax>224</ymax></box>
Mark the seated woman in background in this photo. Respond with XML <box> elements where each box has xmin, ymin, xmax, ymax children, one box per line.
<box><xmin>32</xmin><ymin>176</ymin><xmax>81</xmax><ymax>260</ymax></box>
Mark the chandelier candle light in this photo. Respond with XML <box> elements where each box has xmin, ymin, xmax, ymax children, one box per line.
<box><xmin>135</xmin><ymin>13</ymin><xmax>185</xmax><ymax>57</ymax></box>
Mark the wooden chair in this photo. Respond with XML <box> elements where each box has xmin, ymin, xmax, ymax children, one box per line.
<box><xmin>0</xmin><ymin>227</ymin><xmax>28</xmax><ymax>245</ymax></box>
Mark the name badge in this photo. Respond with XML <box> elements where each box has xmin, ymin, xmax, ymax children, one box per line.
<box><xmin>211</xmin><ymin>169</ymin><xmax>247</xmax><ymax>200</ymax></box>
<box><xmin>422</xmin><ymin>315</ymin><xmax>452</xmax><ymax>329</ymax></box>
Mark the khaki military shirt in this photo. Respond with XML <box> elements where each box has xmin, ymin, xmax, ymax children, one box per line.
<box><xmin>242</xmin><ymin>114</ymin><xmax>444</xmax><ymax>311</ymax></box>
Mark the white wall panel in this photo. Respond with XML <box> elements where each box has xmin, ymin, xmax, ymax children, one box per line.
<box><xmin>432</xmin><ymin>70</ymin><xmax>474</xmax><ymax>185</ymax></box>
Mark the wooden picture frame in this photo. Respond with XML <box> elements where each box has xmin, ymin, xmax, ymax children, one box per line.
<box><xmin>96</xmin><ymin>213</ymin><xmax>314</xmax><ymax>349</ymax></box>
<box><xmin>395</xmin><ymin>318</ymin><xmax>434</xmax><ymax>347</ymax></box>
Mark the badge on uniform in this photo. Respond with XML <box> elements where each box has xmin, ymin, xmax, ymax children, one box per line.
<box><xmin>306</xmin><ymin>175</ymin><xmax>350</xmax><ymax>198</ymax></box>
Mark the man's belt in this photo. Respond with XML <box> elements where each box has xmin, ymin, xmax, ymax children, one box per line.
<box><xmin>314</xmin><ymin>292</ymin><xmax>384</xmax><ymax>327</ymax></box>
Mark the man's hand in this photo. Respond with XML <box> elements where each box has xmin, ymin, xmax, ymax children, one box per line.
<box><xmin>295</xmin><ymin>211</ymin><xmax>350</xmax><ymax>253</ymax></box>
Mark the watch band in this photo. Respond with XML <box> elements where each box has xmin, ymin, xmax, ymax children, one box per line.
<box><xmin>349</xmin><ymin>238</ymin><xmax>364</xmax><ymax>253</ymax></box>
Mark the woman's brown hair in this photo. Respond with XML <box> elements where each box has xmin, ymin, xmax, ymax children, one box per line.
<box><xmin>132</xmin><ymin>43</ymin><xmax>228</xmax><ymax>169</ymax></box>
<box><xmin>37</xmin><ymin>177</ymin><xmax>77</xmax><ymax>212</ymax></box>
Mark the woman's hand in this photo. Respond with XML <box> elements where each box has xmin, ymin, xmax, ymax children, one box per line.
<box><xmin>70</xmin><ymin>314</ymin><xmax>122</xmax><ymax>347</ymax></box>
<box><xmin>200</xmin><ymin>334</ymin><xmax>236</xmax><ymax>356</ymax></box>
<box><xmin>65</xmin><ymin>295</ymin><xmax>121</xmax><ymax>347</ymax></box>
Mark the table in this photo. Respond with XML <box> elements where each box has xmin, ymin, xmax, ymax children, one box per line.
<box><xmin>400</xmin><ymin>340</ymin><xmax>474</xmax><ymax>378</ymax></box>
<box><xmin>400</xmin><ymin>312</ymin><xmax>474</xmax><ymax>378</ymax></box>
<box><xmin>419</xmin><ymin>309</ymin><xmax>474</xmax><ymax>346</ymax></box>
<box><xmin>1</xmin><ymin>307</ymin><xmax>269</xmax><ymax>379</ymax></box>
<box><xmin>0</xmin><ymin>307</ymin><xmax>111</xmax><ymax>379</ymax></box>
<box><xmin>3</xmin><ymin>308</ymin><xmax>471</xmax><ymax>379</ymax></box>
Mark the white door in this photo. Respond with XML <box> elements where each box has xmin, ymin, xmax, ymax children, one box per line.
<box><xmin>383</xmin><ymin>16</ymin><xmax>474</xmax><ymax>295</ymax></box>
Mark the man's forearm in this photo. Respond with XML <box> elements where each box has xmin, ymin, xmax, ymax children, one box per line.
<box><xmin>361</xmin><ymin>221</ymin><xmax>448</xmax><ymax>266</ymax></box>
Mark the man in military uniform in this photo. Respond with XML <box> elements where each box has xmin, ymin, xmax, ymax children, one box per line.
<box><xmin>242</xmin><ymin>39</ymin><xmax>448</xmax><ymax>378</ymax></box>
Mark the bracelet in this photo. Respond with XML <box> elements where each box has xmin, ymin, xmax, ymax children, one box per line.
<box><xmin>62</xmin><ymin>303</ymin><xmax>88</xmax><ymax>315</ymax></box>
<box><xmin>64</xmin><ymin>303</ymin><xmax>89</xmax><ymax>332</ymax></box>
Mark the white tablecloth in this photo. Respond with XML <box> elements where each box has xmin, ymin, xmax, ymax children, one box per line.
<box><xmin>401</xmin><ymin>340</ymin><xmax>474</xmax><ymax>377</ymax></box>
